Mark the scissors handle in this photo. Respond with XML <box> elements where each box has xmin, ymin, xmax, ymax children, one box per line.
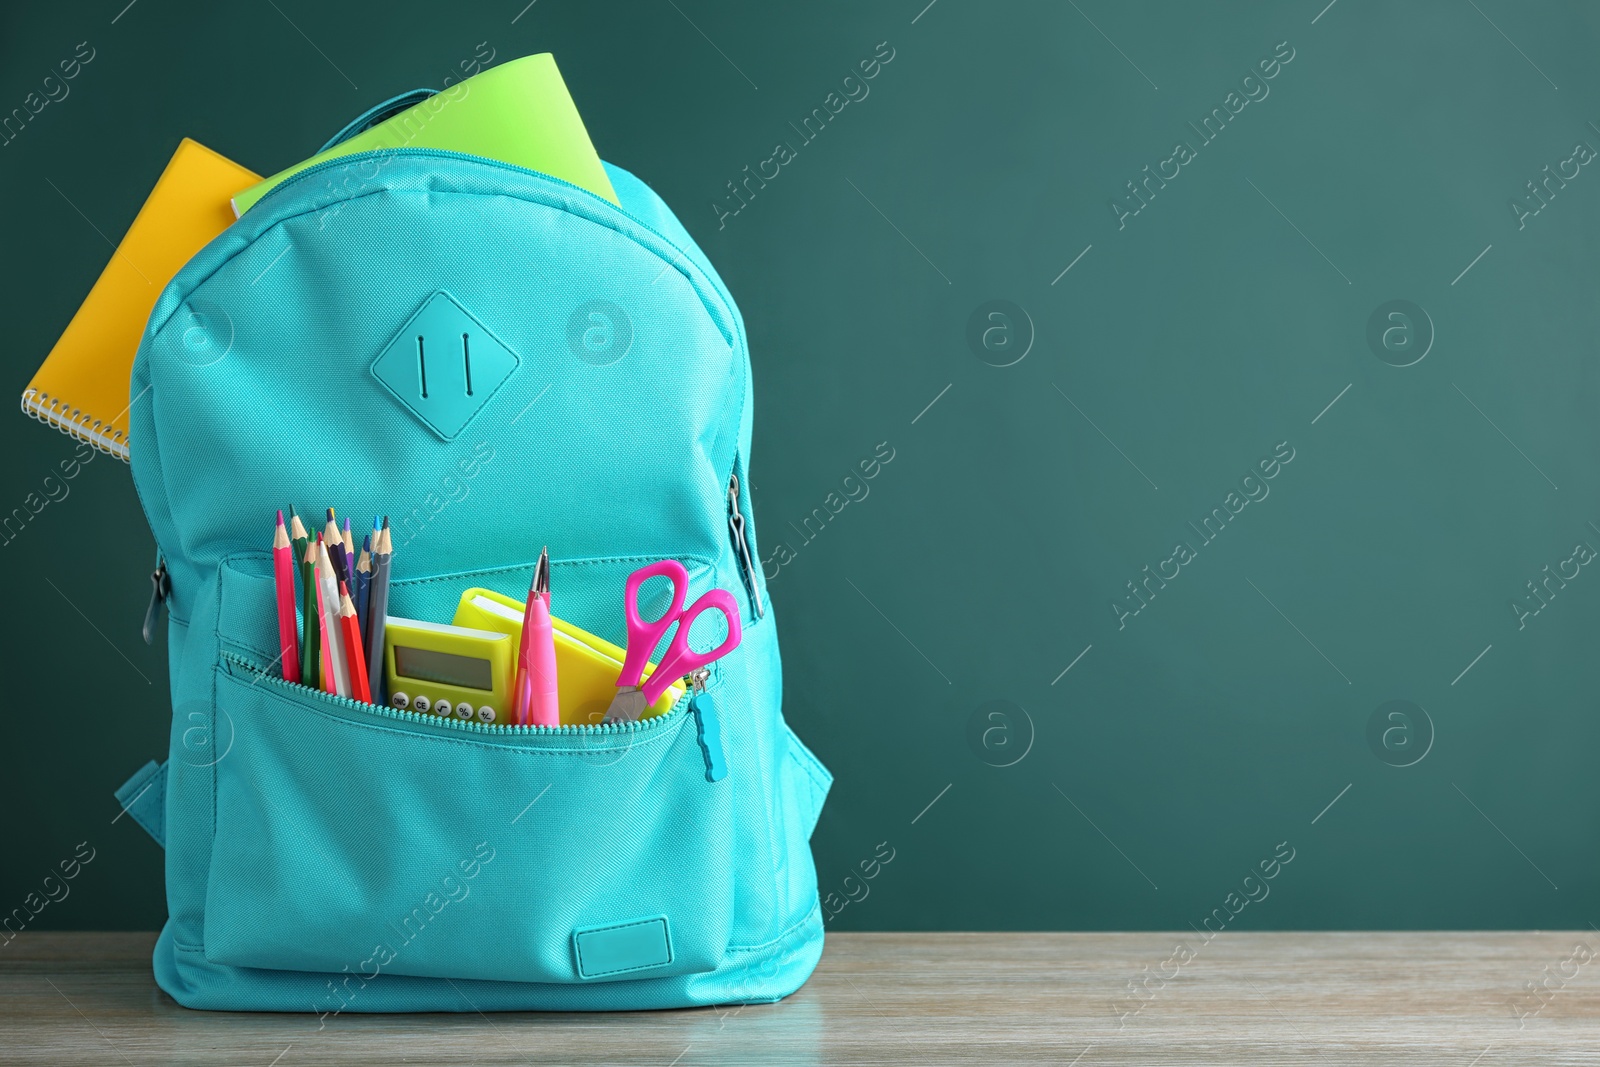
<box><xmin>617</xmin><ymin>559</ymin><xmax>688</xmax><ymax>688</ymax></box>
<box><xmin>643</xmin><ymin>589</ymin><xmax>742</xmax><ymax>704</ymax></box>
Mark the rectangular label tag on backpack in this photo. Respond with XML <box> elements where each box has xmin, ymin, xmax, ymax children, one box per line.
<box><xmin>573</xmin><ymin>916</ymin><xmax>673</xmax><ymax>979</ymax></box>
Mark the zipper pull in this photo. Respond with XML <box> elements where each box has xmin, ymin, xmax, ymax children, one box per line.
<box><xmin>688</xmin><ymin>668</ymin><xmax>727</xmax><ymax>782</ymax></box>
<box><xmin>727</xmin><ymin>473</ymin><xmax>765</xmax><ymax>618</ymax></box>
<box><xmin>143</xmin><ymin>556</ymin><xmax>170</xmax><ymax>646</ymax></box>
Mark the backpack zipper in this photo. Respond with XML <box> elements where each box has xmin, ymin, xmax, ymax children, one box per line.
<box><xmin>727</xmin><ymin>474</ymin><xmax>764</xmax><ymax>619</ymax></box>
<box><xmin>222</xmin><ymin>651</ymin><xmax>727</xmax><ymax>779</ymax></box>
<box><xmin>143</xmin><ymin>554</ymin><xmax>170</xmax><ymax>645</ymax></box>
<box><xmin>257</xmin><ymin>146</ymin><xmax>622</xmax><ymax>223</ymax></box>
<box><xmin>251</xmin><ymin>147</ymin><xmax>743</xmax><ymax>344</ymax></box>
<box><xmin>220</xmin><ymin>650</ymin><xmax>688</xmax><ymax>739</ymax></box>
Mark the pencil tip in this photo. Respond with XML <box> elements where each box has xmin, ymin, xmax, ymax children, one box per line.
<box><xmin>382</xmin><ymin>515</ymin><xmax>390</xmax><ymax>530</ymax></box>
<box><xmin>276</xmin><ymin>509</ymin><xmax>284</xmax><ymax>524</ymax></box>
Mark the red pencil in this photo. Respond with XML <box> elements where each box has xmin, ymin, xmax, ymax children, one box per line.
<box><xmin>272</xmin><ymin>510</ymin><xmax>301</xmax><ymax>682</ymax></box>
<box><xmin>339</xmin><ymin>582</ymin><xmax>372</xmax><ymax>704</ymax></box>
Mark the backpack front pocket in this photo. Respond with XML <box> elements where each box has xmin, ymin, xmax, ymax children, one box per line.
<box><xmin>202</xmin><ymin>651</ymin><xmax>735</xmax><ymax>985</ymax></box>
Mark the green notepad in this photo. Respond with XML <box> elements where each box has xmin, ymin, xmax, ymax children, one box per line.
<box><xmin>231</xmin><ymin>53</ymin><xmax>617</xmax><ymax>216</ymax></box>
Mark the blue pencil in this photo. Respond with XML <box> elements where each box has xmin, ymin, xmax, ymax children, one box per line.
<box><xmin>368</xmin><ymin>516</ymin><xmax>381</xmax><ymax>628</ymax></box>
<box><xmin>366</xmin><ymin>519</ymin><xmax>392</xmax><ymax>705</ymax></box>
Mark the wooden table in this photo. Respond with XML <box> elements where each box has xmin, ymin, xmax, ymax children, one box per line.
<box><xmin>3</xmin><ymin>932</ymin><xmax>1596</xmax><ymax>1065</ymax></box>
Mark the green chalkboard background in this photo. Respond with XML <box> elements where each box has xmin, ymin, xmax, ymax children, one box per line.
<box><xmin>3</xmin><ymin>0</ymin><xmax>1598</xmax><ymax>935</ymax></box>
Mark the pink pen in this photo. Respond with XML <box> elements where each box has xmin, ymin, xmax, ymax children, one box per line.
<box><xmin>514</xmin><ymin>548</ymin><xmax>560</xmax><ymax>726</ymax></box>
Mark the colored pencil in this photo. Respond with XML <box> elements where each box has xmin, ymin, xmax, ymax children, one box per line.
<box><xmin>289</xmin><ymin>508</ymin><xmax>309</xmax><ymax>566</ymax></box>
<box><xmin>317</xmin><ymin>538</ymin><xmax>349</xmax><ymax>696</ymax></box>
<box><xmin>288</xmin><ymin>508</ymin><xmax>310</xmax><ymax>602</ymax></box>
<box><xmin>323</xmin><ymin>508</ymin><xmax>349</xmax><ymax>585</ymax></box>
<box><xmin>368</xmin><ymin>516</ymin><xmax>381</xmax><ymax>629</ymax></box>
<box><xmin>365</xmin><ymin>518</ymin><xmax>391</xmax><ymax>705</ymax></box>
<box><xmin>300</xmin><ymin>537</ymin><xmax>320</xmax><ymax>688</ymax></box>
<box><xmin>339</xmin><ymin>582</ymin><xmax>372</xmax><ymax>704</ymax></box>
<box><xmin>315</xmin><ymin>537</ymin><xmax>334</xmax><ymax>692</ymax></box>
<box><xmin>355</xmin><ymin>536</ymin><xmax>372</xmax><ymax>633</ymax></box>
<box><xmin>341</xmin><ymin>518</ymin><xmax>356</xmax><ymax>581</ymax></box>
<box><xmin>288</xmin><ymin>508</ymin><xmax>310</xmax><ymax>674</ymax></box>
<box><xmin>271</xmin><ymin>511</ymin><xmax>301</xmax><ymax>682</ymax></box>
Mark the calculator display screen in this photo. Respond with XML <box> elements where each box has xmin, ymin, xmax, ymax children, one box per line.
<box><xmin>394</xmin><ymin>646</ymin><xmax>493</xmax><ymax>690</ymax></box>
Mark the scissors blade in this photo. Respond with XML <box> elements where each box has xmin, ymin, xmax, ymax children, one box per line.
<box><xmin>603</xmin><ymin>687</ymin><xmax>648</xmax><ymax>724</ymax></box>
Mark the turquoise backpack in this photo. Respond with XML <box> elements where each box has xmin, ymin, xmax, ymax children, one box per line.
<box><xmin>117</xmin><ymin>89</ymin><xmax>831</xmax><ymax>1013</ymax></box>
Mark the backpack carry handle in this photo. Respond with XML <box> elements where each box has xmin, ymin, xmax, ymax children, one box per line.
<box><xmin>317</xmin><ymin>88</ymin><xmax>439</xmax><ymax>153</ymax></box>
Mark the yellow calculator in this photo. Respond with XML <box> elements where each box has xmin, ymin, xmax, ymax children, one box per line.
<box><xmin>383</xmin><ymin>617</ymin><xmax>515</xmax><ymax>723</ymax></box>
<box><xmin>453</xmin><ymin>587</ymin><xmax>685</xmax><ymax>725</ymax></box>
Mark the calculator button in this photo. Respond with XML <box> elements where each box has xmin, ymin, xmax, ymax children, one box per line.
<box><xmin>453</xmin><ymin>702</ymin><xmax>474</xmax><ymax>720</ymax></box>
<box><xmin>390</xmin><ymin>691</ymin><xmax>410</xmax><ymax>710</ymax></box>
<box><xmin>411</xmin><ymin>694</ymin><xmax>430</xmax><ymax>713</ymax></box>
<box><xmin>477</xmin><ymin>705</ymin><xmax>496</xmax><ymax>723</ymax></box>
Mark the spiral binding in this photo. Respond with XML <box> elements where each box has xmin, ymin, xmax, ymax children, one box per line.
<box><xmin>20</xmin><ymin>389</ymin><xmax>131</xmax><ymax>462</ymax></box>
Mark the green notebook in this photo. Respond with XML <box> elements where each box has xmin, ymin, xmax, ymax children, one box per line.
<box><xmin>232</xmin><ymin>53</ymin><xmax>617</xmax><ymax>216</ymax></box>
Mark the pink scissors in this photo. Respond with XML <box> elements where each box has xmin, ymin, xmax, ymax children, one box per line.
<box><xmin>604</xmin><ymin>560</ymin><xmax>742</xmax><ymax>723</ymax></box>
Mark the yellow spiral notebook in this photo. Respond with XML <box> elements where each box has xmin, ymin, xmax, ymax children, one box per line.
<box><xmin>22</xmin><ymin>138</ymin><xmax>259</xmax><ymax>460</ymax></box>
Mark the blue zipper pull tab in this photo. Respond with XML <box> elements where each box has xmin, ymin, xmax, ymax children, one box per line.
<box><xmin>143</xmin><ymin>555</ymin><xmax>170</xmax><ymax>645</ymax></box>
<box><xmin>689</xmin><ymin>669</ymin><xmax>726</xmax><ymax>782</ymax></box>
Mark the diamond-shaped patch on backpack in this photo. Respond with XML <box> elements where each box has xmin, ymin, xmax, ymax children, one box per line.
<box><xmin>372</xmin><ymin>290</ymin><xmax>520</xmax><ymax>440</ymax></box>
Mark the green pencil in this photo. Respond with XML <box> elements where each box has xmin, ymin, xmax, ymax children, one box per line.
<box><xmin>288</xmin><ymin>507</ymin><xmax>312</xmax><ymax>685</ymax></box>
<box><xmin>288</xmin><ymin>507</ymin><xmax>310</xmax><ymax>597</ymax></box>
<box><xmin>299</xmin><ymin>537</ymin><xmax>320</xmax><ymax>688</ymax></box>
